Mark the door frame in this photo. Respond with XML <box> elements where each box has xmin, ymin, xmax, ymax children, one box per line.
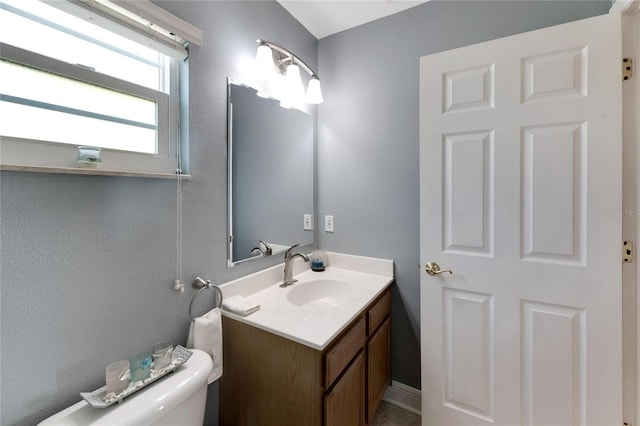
<box><xmin>613</xmin><ymin>1</ymin><xmax>640</xmax><ymax>425</ymax></box>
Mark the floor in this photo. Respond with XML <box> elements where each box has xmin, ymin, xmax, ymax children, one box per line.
<box><xmin>370</xmin><ymin>401</ymin><xmax>421</xmax><ymax>426</ymax></box>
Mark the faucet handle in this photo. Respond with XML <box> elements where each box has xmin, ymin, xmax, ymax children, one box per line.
<box><xmin>259</xmin><ymin>240</ymin><xmax>273</xmax><ymax>255</ymax></box>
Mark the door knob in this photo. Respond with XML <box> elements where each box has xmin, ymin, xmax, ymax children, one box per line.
<box><xmin>425</xmin><ymin>262</ymin><xmax>452</xmax><ymax>276</ymax></box>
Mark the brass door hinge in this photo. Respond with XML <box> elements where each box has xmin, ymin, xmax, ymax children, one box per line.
<box><xmin>623</xmin><ymin>240</ymin><xmax>633</xmax><ymax>263</ymax></box>
<box><xmin>623</xmin><ymin>58</ymin><xmax>633</xmax><ymax>81</ymax></box>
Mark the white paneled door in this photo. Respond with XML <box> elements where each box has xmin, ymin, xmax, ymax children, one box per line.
<box><xmin>419</xmin><ymin>13</ymin><xmax>622</xmax><ymax>425</ymax></box>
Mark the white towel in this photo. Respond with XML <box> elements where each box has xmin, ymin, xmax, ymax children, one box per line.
<box><xmin>221</xmin><ymin>295</ymin><xmax>260</xmax><ymax>316</ymax></box>
<box><xmin>187</xmin><ymin>307</ymin><xmax>223</xmax><ymax>384</ymax></box>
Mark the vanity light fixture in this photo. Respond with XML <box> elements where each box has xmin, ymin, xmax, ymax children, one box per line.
<box><xmin>255</xmin><ymin>39</ymin><xmax>324</xmax><ymax>107</ymax></box>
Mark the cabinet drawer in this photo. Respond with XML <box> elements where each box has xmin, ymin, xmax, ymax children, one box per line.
<box><xmin>367</xmin><ymin>289</ymin><xmax>391</xmax><ymax>336</ymax></box>
<box><xmin>324</xmin><ymin>316</ymin><xmax>366</xmax><ymax>387</ymax></box>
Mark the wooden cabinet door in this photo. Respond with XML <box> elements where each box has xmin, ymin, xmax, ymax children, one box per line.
<box><xmin>325</xmin><ymin>352</ymin><xmax>365</xmax><ymax>426</ymax></box>
<box><xmin>367</xmin><ymin>317</ymin><xmax>391</xmax><ymax>421</ymax></box>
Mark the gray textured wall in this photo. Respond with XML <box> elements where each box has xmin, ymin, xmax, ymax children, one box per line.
<box><xmin>316</xmin><ymin>0</ymin><xmax>610</xmax><ymax>389</ymax></box>
<box><xmin>0</xmin><ymin>2</ymin><xmax>316</xmax><ymax>425</ymax></box>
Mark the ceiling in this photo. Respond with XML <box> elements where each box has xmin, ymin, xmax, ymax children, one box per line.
<box><xmin>277</xmin><ymin>0</ymin><xmax>429</xmax><ymax>39</ymax></box>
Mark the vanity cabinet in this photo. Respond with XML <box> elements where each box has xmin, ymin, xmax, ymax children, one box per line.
<box><xmin>220</xmin><ymin>287</ymin><xmax>391</xmax><ymax>426</ymax></box>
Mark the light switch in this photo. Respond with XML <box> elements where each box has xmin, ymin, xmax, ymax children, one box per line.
<box><xmin>325</xmin><ymin>215</ymin><xmax>334</xmax><ymax>233</ymax></box>
<box><xmin>304</xmin><ymin>214</ymin><xmax>313</xmax><ymax>231</ymax></box>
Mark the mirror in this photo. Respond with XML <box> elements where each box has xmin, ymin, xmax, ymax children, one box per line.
<box><xmin>227</xmin><ymin>79</ymin><xmax>314</xmax><ymax>266</ymax></box>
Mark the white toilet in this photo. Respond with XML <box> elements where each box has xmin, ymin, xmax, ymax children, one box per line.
<box><xmin>39</xmin><ymin>349</ymin><xmax>213</xmax><ymax>425</ymax></box>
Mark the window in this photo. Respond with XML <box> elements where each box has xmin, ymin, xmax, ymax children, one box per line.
<box><xmin>0</xmin><ymin>0</ymin><xmax>201</xmax><ymax>175</ymax></box>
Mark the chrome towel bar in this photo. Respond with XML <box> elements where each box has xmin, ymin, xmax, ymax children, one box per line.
<box><xmin>188</xmin><ymin>276</ymin><xmax>223</xmax><ymax>322</ymax></box>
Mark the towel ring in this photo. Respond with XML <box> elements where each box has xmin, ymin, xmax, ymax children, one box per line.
<box><xmin>188</xmin><ymin>277</ymin><xmax>223</xmax><ymax>322</ymax></box>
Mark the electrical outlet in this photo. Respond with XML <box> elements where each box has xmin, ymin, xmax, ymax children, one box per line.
<box><xmin>304</xmin><ymin>214</ymin><xmax>313</xmax><ymax>230</ymax></box>
<box><xmin>325</xmin><ymin>215</ymin><xmax>334</xmax><ymax>233</ymax></box>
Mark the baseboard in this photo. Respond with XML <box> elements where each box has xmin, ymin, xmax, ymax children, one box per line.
<box><xmin>382</xmin><ymin>380</ymin><xmax>421</xmax><ymax>416</ymax></box>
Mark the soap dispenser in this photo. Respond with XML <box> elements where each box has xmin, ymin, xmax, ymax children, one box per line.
<box><xmin>310</xmin><ymin>250</ymin><xmax>327</xmax><ymax>272</ymax></box>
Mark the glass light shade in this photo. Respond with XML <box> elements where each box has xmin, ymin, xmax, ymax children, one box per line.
<box><xmin>256</xmin><ymin>89</ymin><xmax>271</xmax><ymax>99</ymax></box>
<box><xmin>284</xmin><ymin>63</ymin><xmax>305</xmax><ymax>104</ymax></box>
<box><xmin>255</xmin><ymin>76</ymin><xmax>271</xmax><ymax>98</ymax></box>
<box><xmin>255</xmin><ymin>44</ymin><xmax>274</xmax><ymax>76</ymax></box>
<box><xmin>305</xmin><ymin>77</ymin><xmax>323</xmax><ymax>104</ymax></box>
<box><xmin>255</xmin><ymin>44</ymin><xmax>275</xmax><ymax>98</ymax></box>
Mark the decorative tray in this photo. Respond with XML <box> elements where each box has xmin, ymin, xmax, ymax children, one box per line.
<box><xmin>80</xmin><ymin>346</ymin><xmax>193</xmax><ymax>408</ymax></box>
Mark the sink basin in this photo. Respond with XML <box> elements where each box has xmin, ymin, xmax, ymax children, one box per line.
<box><xmin>287</xmin><ymin>279</ymin><xmax>358</xmax><ymax>308</ymax></box>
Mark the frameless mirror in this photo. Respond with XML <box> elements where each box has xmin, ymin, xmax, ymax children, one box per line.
<box><xmin>227</xmin><ymin>79</ymin><xmax>314</xmax><ymax>266</ymax></box>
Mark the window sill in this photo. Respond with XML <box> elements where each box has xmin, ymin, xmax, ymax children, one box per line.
<box><xmin>0</xmin><ymin>164</ymin><xmax>191</xmax><ymax>180</ymax></box>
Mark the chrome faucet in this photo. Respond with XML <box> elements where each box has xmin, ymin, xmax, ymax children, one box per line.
<box><xmin>280</xmin><ymin>244</ymin><xmax>309</xmax><ymax>288</ymax></box>
<box><xmin>260</xmin><ymin>240</ymin><xmax>273</xmax><ymax>255</ymax></box>
<box><xmin>250</xmin><ymin>239</ymin><xmax>273</xmax><ymax>256</ymax></box>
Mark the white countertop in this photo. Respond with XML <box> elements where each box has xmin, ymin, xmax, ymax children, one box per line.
<box><xmin>219</xmin><ymin>252</ymin><xmax>394</xmax><ymax>350</ymax></box>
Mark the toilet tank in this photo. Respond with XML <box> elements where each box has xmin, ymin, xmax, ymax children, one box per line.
<box><xmin>39</xmin><ymin>349</ymin><xmax>213</xmax><ymax>426</ymax></box>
